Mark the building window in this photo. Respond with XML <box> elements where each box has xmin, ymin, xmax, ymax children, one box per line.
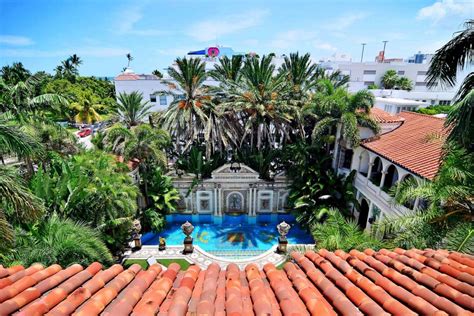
<box><xmin>340</xmin><ymin>148</ymin><xmax>353</xmax><ymax>169</ymax></box>
<box><xmin>364</xmin><ymin>81</ymin><xmax>375</xmax><ymax>86</ymax></box>
<box><xmin>176</xmin><ymin>94</ymin><xmax>186</xmax><ymax>100</ymax></box>
<box><xmin>150</xmin><ymin>94</ymin><xmax>157</xmax><ymax>102</ymax></box>
<box><xmin>397</xmin><ymin>70</ymin><xmax>405</xmax><ymax>75</ymax></box>
<box><xmin>415</xmin><ymin>82</ymin><xmax>427</xmax><ymax>86</ymax></box>
<box><xmin>396</xmin><ymin>107</ymin><xmax>401</xmax><ymax>113</ymax></box>
<box><xmin>417</xmin><ymin>71</ymin><xmax>427</xmax><ymax>75</ymax></box>
<box><xmin>439</xmin><ymin>100</ymin><xmax>451</xmax><ymax>105</ymax></box>
<box><xmin>159</xmin><ymin>95</ymin><xmax>167</xmax><ymax>105</ymax></box>
<box><xmin>363</xmin><ymin>70</ymin><xmax>376</xmax><ymax>75</ymax></box>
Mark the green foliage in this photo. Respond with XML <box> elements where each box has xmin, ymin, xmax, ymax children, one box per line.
<box><xmin>1</xmin><ymin>62</ymin><xmax>31</xmax><ymax>85</ymax></box>
<box><xmin>416</xmin><ymin>104</ymin><xmax>452</xmax><ymax>115</ymax></box>
<box><xmin>311</xmin><ymin>209</ymin><xmax>386</xmax><ymax>251</ymax></box>
<box><xmin>115</xmin><ymin>91</ymin><xmax>153</xmax><ymax>127</ymax></box>
<box><xmin>30</xmin><ymin>151</ymin><xmax>139</xmax><ymax>254</ymax></box>
<box><xmin>1</xmin><ymin>215</ymin><xmax>113</xmax><ymax>267</ymax></box>
<box><xmin>175</xmin><ymin>146</ymin><xmax>226</xmax><ymax>179</ymax></box>
<box><xmin>381</xmin><ymin>69</ymin><xmax>413</xmax><ymax>91</ymax></box>
<box><xmin>141</xmin><ymin>208</ymin><xmax>166</xmax><ymax>232</ymax></box>
<box><xmin>367</xmin><ymin>83</ymin><xmax>379</xmax><ymax>89</ymax></box>
<box><xmin>148</xmin><ymin>167</ymin><xmax>180</xmax><ymax>212</ymax></box>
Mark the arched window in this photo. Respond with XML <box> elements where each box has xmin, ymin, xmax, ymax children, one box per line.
<box><xmin>382</xmin><ymin>165</ymin><xmax>399</xmax><ymax>192</ymax></box>
<box><xmin>358</xmin><ymin>199</ymin><xmax>370</xmax><ymax>229</ymax></box>
<box><xmin>369</xmin><ymin>157</ymin><xmax>383</xmax><ymax>186</ymax></box>
<box><xmin>359</xmin><ymin>151</ymin><xmax>370</xmax><ymax>176</ymax></box>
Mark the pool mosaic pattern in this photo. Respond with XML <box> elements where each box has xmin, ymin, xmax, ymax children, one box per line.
<box><xmin>141</xmin><ymin>214</ymin><xmax>314</xmax><ymax>256</ymax></box>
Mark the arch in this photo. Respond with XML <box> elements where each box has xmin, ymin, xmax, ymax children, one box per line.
<box><xmin>400</xmin><ymin>174</ymin><xmax>416</xmax><ymax>209</ymax></box>
<box><xmin>358</xmin><ymin>199</ymin><xmax>370</xmax><ymax>229</ymax></box>
<box><xmin>226</xmin><ymin>191</ymin><xmax>244</xmax><ymax>212</ymax></box>
<box><xmin>383</xmin><ymin>164</ymin><xmax>399</xmax><ymax>191</ymax></box>
<box><xmin>359</xmin><ymin>150</ymin><xmax>370</xmax><ymax>176</ymax></box>
<box><xmin>369</xmin><ymin>157</ymin><xmax>383</xmax><ymax>186</ymax></box>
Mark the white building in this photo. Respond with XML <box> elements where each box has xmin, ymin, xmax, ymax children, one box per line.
<box><xmin>374</xmin><ymin>97</ymin><xmax>428</xmax><ymax>115</ymax></box>
<box><xmin>168</xmin><ymin>164</ymin><xmax>289</xmax><ymax>216</ymax></box>
<box><xmin>333</xmin><ymin>110</ymin><xmax>447</xmax><ymax>230</ymax></box>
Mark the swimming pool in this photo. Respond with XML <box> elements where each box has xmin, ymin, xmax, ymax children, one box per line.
<box><xmin>141</xmin><ymin>214</ymin><xmax>314</xmax><ymax>258</ymax></box>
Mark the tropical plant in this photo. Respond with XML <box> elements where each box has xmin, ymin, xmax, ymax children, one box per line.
<box><xmin>0</xmin><ymin>73</ymin><xmax>68</xmax><ymax>120</ymax></box>
<box><xmin>311</xmin><ymin>208</ymin><xmax>386</xmax><ymax>251</ymax></box>
<box><xmin>1</xmin><ymin>215</ymin><xmax>113</xmax><ymax>267</ymax></box>
<box><xmin>141</xmin><ymin>208</ymin><xmax>166</xmax><ymax>232</ymax></box>
<box><xmin>160</xmin><ymin>57</ymin><xmax>210</xmax><ymax>154</ymax></box>
<box><xmin>310</xmin><ymin>81</ymin><xmax>379</xmax><ymax>160</ymax></box>
<box><xmin>69</xmin><ymin>54</ymin><xmax>82</xmax><ymax>68</ymax></box>
<box><xmin>220</xmin><ymin>55</ymin><xmax>293</xmax><ymax>150</ymax></box>
<box><xmin>209</xmin><ymin>55</ymin><xmax>244</xmax><ymax>83</ymax></box>
<box><xmin>427</xmin><ymin>20</ymin><xmax>473</xmax><ymax>151</ymax></box>
<box><xmin>175</xmin><ymin>146</ymin><xmax>226</xmax><ymax>179</ymax></box>
<box><xmin>379</xmin><ymin>145</ymin><xmax>473</xmax><ymax>252</ymax></box>
<box><xmin>381</xmin><ymin>70</ymin><xmax>399</xmax><ymax>89</ymax></box>
<box><xmin>152</xmin><ymin>69</ymin><xmax>163</xmax><ymax>78</ymax></box>
<box><xmin>0</xmin><ymin>62</ymin><xmax>31</xmax><ymax>85</ymax></box>
<box><xmin>148</xmin><ymin>167</ymin><xmax>180</xmax><ymax>214</ymax></box>
<box><xmin>312</xmin><ymin>68</ymin><xmax>350</xmax><ymax>89</ymax></box>
<box><xmin>397</xmin><ymin>76</ymin><xmax>413</xmax><ymax>91</ymax></box>
<box><xmin>70</xmin><ymin>91</ymin><xmax>102</xmax><ymax>123</ymax></box>
<box><xmin>114</xmin><ymin>91</ymin><xmax>153</xmax><ymax>127</ymax></box>
<box><xmin>126</xmin><ymin>53</ymin><xmax>133</xmax><ymax>68</ymax></box>
<box><xmin>30</xmin><ymin>151</ymin><xmax>139</xmax><ymax>254</ymax></box>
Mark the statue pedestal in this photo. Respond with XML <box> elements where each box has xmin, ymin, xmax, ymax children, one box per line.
<box><xmin>183</xmin><ymin>237</ymin><xmax>194</xmax><ymax>254</ymax></box>
<box><xmin>276</xmin><ymin>236</ymin><xmax>288</xmax><ymax>254</ymax></box>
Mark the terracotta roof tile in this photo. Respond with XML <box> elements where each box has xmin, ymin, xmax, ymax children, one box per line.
<box><xmin>362</xmin><ymin>111</ymin><xmax>448</xmax><ymax>179</ymax></box>
<box><xmin>1</xmin><ymin>248</ymin><xmax>473</xmax><ymax>315</ymax></box>
<box><xmin>367</xmin><ymin>108</ymin><xmax>405</xmax><ymax>124</ymax></box>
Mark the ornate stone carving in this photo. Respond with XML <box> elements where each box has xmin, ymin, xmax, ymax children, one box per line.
<box><xmin>181</xmin><ymin>221</ymin><xmax>194</xmax><ymax>237</ymax></box>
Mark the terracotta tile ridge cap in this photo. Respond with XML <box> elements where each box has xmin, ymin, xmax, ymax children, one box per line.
<box><xmin>401</xmin><ymin>111</ymin><xmax>446</xmax><ymax>121</ymax></box>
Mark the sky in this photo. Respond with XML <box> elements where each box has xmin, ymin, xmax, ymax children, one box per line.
<box><xmin>0</xmin><ymin>0</ymin><xmax>472</xmax><ymax>76</ymax></box>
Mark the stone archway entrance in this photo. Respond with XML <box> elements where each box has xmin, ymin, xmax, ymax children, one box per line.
<box><xmin>227</xmin><ymin>192</ymin><xmax>244</xmax><ymax>213</ymax></box>
<box><xmin>358</xmin><ymin>199</ymin><xmax>370</xmax><ymax>229</ymax></box>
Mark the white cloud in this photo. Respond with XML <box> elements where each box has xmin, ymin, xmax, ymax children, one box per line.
<box><xmin>270</xmin><ymin>29</ymin><xmax>317</xmax><ymax>49</ymax></box>
<box><xmin>0</xmin><ymin>35</ymin><xmax>34</xmax><ymax>46</ymax></box>
<box><xmin>314</xmin><ymin>42</ymin><xmax>337</xmax><ymax>52</ymax></box>
<box><xmin>0</xmin><ymin>46</ymin><xmax>129</xmax><ymax>58</ymax></box>
<box><xmin>116</xmin><ymin>6</ymin><xmax>166</xmax><ymax>36</ymax></box>
<box><xmin>326</xmin><ymin>13</ymin><xmax>368</xmax><ymax>31</ymax></box>
<box><xmin>417</xmin><ymin>0</ymin><xmax>472</xmax><ymax>22</ymax></box>
<box><xmin>188</xmin><ymin>10</ymin><xmax>269</xmax><ymax>42</ymax></box>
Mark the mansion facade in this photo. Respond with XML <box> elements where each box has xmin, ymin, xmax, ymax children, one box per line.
<box><xmin>168</xmin><ymin>164</ymin><xmax>289</xmax><ymax>216</ymax></box>
<box><xmin>333</xmin><ymin>109</ymin><xmax>447</xmax><ymax>229</ymax></box>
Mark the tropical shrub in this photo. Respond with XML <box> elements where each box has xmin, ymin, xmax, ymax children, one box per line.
<box><xmin>141</xmin><ymin>208</ymin><xmax>166</xmax><ymax>232</ymax></box>
<box><xmin>1</xmin><ymin>215</ymin><xmax>113</xmax><ymax>267</ymax></box>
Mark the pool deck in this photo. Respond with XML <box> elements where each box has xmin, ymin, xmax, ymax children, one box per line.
<box><xmin>124</xmin><ymin>244</ymin><xmax>312</xmax><ymax>269</ymax></box>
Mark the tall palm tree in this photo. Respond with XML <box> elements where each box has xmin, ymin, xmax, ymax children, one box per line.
<box><xmin>103</xmin><ymin>124</ymin><xmax>170</xmax><ymax>201</ymax></box>
<box><xmin>312</xmin><ymin>68</ymin><xmax>350</xmax><ymax>89</ymax></box>
<box><xmin>220</xmin><ymin>55</ymin><xmax>293</xmax><ymax>150</ymax></box>
<box><xmin>427</xmin><ymin>19</ymin><xmax>473</xmax><ymax>151</ymax></box>
<box><xmin>126</xmin><ymin>53</ymin><xmax>133</xmax><ymax>68</ymax></box>
<box><xmin>279</xmin><ymin>52</ymin><xmax>318</xmax><ymax>106</ymax></box>
<box><xmin>61</xmin><ymin>59</ymin><xmax>78</xmax><ymax>78</ymax></box>
<box><xmin>70</xmin><ymin>92</ymin><xmax>102</xmax><ymax>123</ymax></box>
<box><xmin>115</xmin><ymin>91</ymin><xmax>153</xmax><ymax>128</ymax></box>
<box><xmin>209</xmin><ymin>55</ymin><xmax>244</xmax><ymax>83</ymax></box>
<box><xmin>69</xmin><ymin>54</ymin><xmax>82</xmax><ymax>68</ymax></box>
<box><xmin>0</xmin><ymin>62</ymin><xmax>31</xmax><ymax>85</ymax></box>
<box><xmin>160</xmin><ymin>57</ymin><xmax>209</xmax><ymax>154</ymax></box>
<box><xmin>381</xmin><ymin>69</ymin><xmax>399</xmax><ymax>89</ymax></box>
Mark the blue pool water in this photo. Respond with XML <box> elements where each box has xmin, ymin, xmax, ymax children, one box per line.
<box><xmin>141</xmin><ymin>214</ymin><xmax>314</xmax><ymax>257</ymax></box>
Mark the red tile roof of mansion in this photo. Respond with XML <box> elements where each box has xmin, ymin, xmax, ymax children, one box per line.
<box><xmin>0</xmin><ymin>248</ymin><xmax>473</xmax><ymax>315</ymax></box>
<box><xmin>368</xmin><ymin>108</ymin><xmax>405</xmax><ymax>124</ymax></box>
<box><xmin>362</xmin><ymin>111</ymin><xmax>448</xmax><ymax>180</ymax></box>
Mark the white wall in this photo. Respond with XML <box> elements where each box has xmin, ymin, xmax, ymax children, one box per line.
<box><xmin>114</xmin><ymin>79</ymin><xmax>174</xmax><ymax>112</ymax></box>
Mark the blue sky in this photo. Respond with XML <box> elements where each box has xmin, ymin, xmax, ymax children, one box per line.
<box><xmin>0</xmin><ymin>0</ymin><xmax>472</xmax><ymax>76</ymax></box>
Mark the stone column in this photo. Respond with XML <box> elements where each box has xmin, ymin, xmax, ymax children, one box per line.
<box><xmin>380</xmin><ymin>171</ymin><xmax>388</xmax><ymax>189</ymax></box>
<box><xmin>253</xmin><ymin>188</ymin><xmax>258</xmax><ymax>215</ymax></box>
<box><xmin>218</xmin><ymin>188</ymin><xmax>223</xmax><ymax>216</ymax></box>
<box><xmin>366</xmin><ymin>162</ymin><xmax>374</xmax><ymax>184</ymax></box>
<box><xmin>248</xmin><ymin>187</ymin><xmax>253</xmax><ymax>216</ymax></box>
<box><xmin>214</xmin><ymin>188</ymin><xmax>218</xmax><ymax>216</ymax></box>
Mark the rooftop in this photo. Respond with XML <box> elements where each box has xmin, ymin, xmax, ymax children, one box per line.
<box><xmin>368</xmin><ymin>108</ymin><xmax>405</xmax><ymax>124</ymax></box>
<box><xmin>363</xmin><ymin>111</ymin><xmax>448</xmax><ymax>180</ymax></box>
<box><xmin>0</xmin><ymin>248</ymin><xmax>472</xmax><ymax>315</ymax></box>
<box><xmin>375</xmin><ymin>97</ymin><xmax>428</xmax><ymax>106</ymax></box>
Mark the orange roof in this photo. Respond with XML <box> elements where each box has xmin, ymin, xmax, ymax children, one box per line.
<box><xmin>362</xmin><ymin>111</ymin><xmax>448</xmax><ymax>180</ymax></box>
<box><xmin>114</xmin><ymin>73</ymin><xmax>140</xmax><ymax>81</ymax></box>
<box><xmin>1</xmin><ymin>248</ymin><xmax>473</xmax><ymax>315</ymax></box>
<box><xmin>369</xmin><ymin>108</ymin><xmax>405</xmax><ymax>123</ymax></box>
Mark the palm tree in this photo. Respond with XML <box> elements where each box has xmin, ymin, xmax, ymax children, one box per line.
<box><xmin>70</xmin><ymin>92</ymin><xmax>102</xmax><ymax>123</ymax></box>
<box><xmin>61</xmin><ymin>59</ymin><xmax>78</xmax><ymax>78</ymax></box>
<box><xmin>3</xmin><ymin>215</ymin><xmax>113</xmax><ymax>267</ymax></box>
<box><xmin>209</xmin><ymin>55</ymin><xmax>244</xmax><ymax>83</ymax></box>
<box><xmin>126</xmin><ymin>53</ymin><xmax>133</xmax><ymax>68</ymax></box>
<box><xmin>310</xmin><ymin>81</ymin><xmax>379</xmax><ymax>153</ymax></box>
<box><xmin>379</xmin><ymin>145</ymin><xmax>473</xmax><ymax>252</ymax></box>
<box><xmin>312</xmin><ymin>68</ymin><xmax>350</xmax><ymax>89</ymax></box>
<box><xmin>0</xmin><ymin>62</ymin><xmax>31</xmax><ymax>85</ymax></box>
<box><xmin>103</xmin><ymin>124</ymin><xmax>170</xmax><ymax>201</ymax></box>
<box><xmin>115</xmin><ymin>91</ymin><xmax>153</xmax><ymax>128</ymax></box>
<box><xmin>279</xmin><ymin>52</ymin><xmax>318</xmax><ymax>106</ymax></box>
<box><xmin>220</xmin><ymin>55</ymin><xmax>293</xmax><ymax>150</ymax></box>
<box><xmin>381</xmin><ymin>69</ymin><xmax>398</xmax><ymax>89</ymax></box>
<box><xmin>427</xmin><ymin>20</ymin><xmax>473</xmax><ymax>151</ymax></box>
<box><xmin>0</xmin><ymin>73</ymin><xmax>68</xmax><ymax>119</ymax></box>
<box><xmin>69</xmin><ymin>54</ymin><xmax>82</xmax><ymax>68</ymax></box>
<box><xmin>160</xmin><ymin>57</ymin><xmax>209</xmax><ymax>154</ymax></box>
<box><xmin>397</xmin><ymin>76</ymin><xmax>413</xmax><ymax>91</ymax></box>
<box><xmin>152</xmin><ymin>69</ymin><xmax>163</xmax><ymax>78</ymax></box>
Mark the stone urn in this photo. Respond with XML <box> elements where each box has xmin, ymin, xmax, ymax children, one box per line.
<box><xmin>181</xmin><ymin>221</ymin><xmax>194</xmax><ymax>237</ymax></box>
<box><xmin>277</xmin><ymin>221</ymin><xmax>291</xmax><ymax>238</ymax></box>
